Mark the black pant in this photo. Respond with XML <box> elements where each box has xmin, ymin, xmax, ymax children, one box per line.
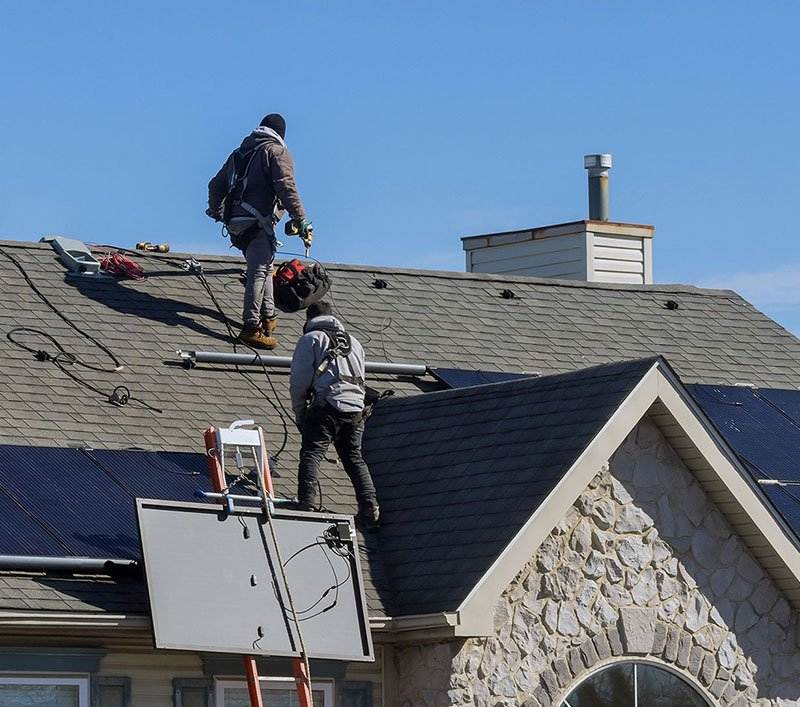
<box><xmin>298</xmin><ymin>405</ymin><xmax>378</xmax><ymax>513</ymax></box>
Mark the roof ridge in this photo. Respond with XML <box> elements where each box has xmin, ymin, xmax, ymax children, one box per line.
<box><xmin>0</xmin><ymin>238</ymin><xmax>742</xmax><ymax>298</ymax></box>
<box><xmin>370</xmin><ymin>358</ymin><xmax>662</xmax><ymax>413</ymax></box>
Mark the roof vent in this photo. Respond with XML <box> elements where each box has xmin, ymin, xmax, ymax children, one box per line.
<box><xmin>42</xmin><ymin>236</ymin><xmax>101</xmax><ymax>276</ymax></box>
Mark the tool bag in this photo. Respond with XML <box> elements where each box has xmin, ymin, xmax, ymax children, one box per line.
<box><xmin>273</xmin><ymin>259</ymin><xmax>331</xmax><ymax>313</ymax></box>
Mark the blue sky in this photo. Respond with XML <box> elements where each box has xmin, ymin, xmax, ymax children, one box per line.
<box><xmin>1</xmin><ymin>2</ymin><xmax>798</xmax><ymax>333</ymax></box>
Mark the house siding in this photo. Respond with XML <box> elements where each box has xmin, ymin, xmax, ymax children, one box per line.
<box><xmin>97</xmin><ymin>651</ymin><xmax>205</xmax><ymax>706</ymax></box>
<box><xmin>392</xmin><ymin>418</ymin><xmax>800</xmax><ymax>706</ymax></box>
<box><xmin>93</xmin><ymin>650</ymin><xmax>383</xmax><ymax>707</ymax></box>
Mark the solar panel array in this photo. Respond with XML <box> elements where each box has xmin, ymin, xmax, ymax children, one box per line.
<box><xmin>688</xmin><ymin>384</ymin><xmax>800</xmax><ymax>538</ymax></box>
<box><xmin>0</xmin><ymin>445</ymin><xmax>211</xmax><ymax>559</ymax></box>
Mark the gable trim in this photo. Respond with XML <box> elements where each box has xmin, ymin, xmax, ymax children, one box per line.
<box><xmin>449</xmin><ymin>362</ymin><xmax>800</xmax><ymax>636</ymax></box>
<box><xmin>454</xmin><ymin>362</ymin><xmax>662</xmax><ymax>635</ymax></box>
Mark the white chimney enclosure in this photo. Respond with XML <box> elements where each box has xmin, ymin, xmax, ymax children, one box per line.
<box><xmin>462</xmin><ymin>220</ymin><xmax>654</xmax><ymax>285</ymax></box>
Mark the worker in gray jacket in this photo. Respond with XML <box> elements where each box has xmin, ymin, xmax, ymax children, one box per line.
<box><xmin>207</xmin><ymin>113</ymin><xmax>312</xmax><ymax>350</ymax></box>
<box><xmin>290</xmin><ymin>301</ymin><xmax>380</xmax><ymax>530</ymax></box>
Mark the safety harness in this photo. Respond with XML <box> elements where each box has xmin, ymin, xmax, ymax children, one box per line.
<box><xmin>221</xmin><ymin>145</ymin><xmax>280</xmax><ymax>252</ymax></box>
<box><xmin>311</xmin><ymin>328</ymin><xmax>365</xmax><ymax>402</ymax></box>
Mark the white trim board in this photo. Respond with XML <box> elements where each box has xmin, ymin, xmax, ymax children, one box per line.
<box><xmin>450</xmin><ymin>361</ymin><xmax>800</xmax><ymax>636</ymax></box>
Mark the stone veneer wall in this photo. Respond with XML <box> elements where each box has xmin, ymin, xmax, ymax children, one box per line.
<box><xmin>393</xmin><ymin>418</ymin><xmax>800</xmax><ymax>707</ymax></box>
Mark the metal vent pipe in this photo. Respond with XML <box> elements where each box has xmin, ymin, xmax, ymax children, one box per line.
<box><xmin>583</xmin><ymin>153</ymin><xmax>612</xmax><ymax>221</ymax></box>
<box><xmin>178</xmin><ymin>350</ymin><xmax>429</xmax><ymax>377</ymax></box>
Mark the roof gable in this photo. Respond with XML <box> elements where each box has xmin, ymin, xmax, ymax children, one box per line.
<box><xmin>363</xmin><ymin>358</ymin><xmax>659</xmax><ymax>616</ymax></box>
<box><xmin>444</xmin><ymin>362</ymin><xmax>800</xmax><ymax>636</ymax></box>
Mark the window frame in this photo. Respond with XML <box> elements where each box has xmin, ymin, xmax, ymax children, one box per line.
<box><xmin>215</xmin><ymin>676</ymin><xmax>335</xmax><ymax>707</ymax></box>
<box><xmin>92</xmin><ymin>675</ymin><xmax>132</xmax><ymax>707</ymax></box>
<box><xmin>0</xmin><ymin>674</ymin><xmax>90</xmax><ymax>705</ymax></box>
<box><xmin>174</xmin><ymin>677</ymin><xmax>213</xmax><ymax>707</ymax></box>
<box><xmin>560</xmin><ymin>659</ymin><xmax>714</xmax><ymax>707</ymax></box>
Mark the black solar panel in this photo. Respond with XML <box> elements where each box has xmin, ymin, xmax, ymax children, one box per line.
<box><xmin>0</xmin><ymin>446</ymin><xmax>211</xmax><ymax>559</ymax></box>
<box><xmin>429</xmin><ymin>367</ymin><xmax>535</xmax><ymax>389</ymax></box>
<box><xmin>87</xmin><ymin>449</ymin><xmax>208</xmax><ymax>502</ymax></box>
<box><xmin>688</xmin><ymin>384</ymin><xmax>800</xmax><ymax>538</ymax></box>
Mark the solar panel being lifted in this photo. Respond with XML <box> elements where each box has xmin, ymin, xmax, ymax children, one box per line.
<box><xmin>0</xmin><ymin>445</ymin><xmax>212</xmax><ymax>560</ymax></box>
<box><xmin>687</xmin><ymin>384</ymin><xmax>800</xmax><ymax>539</ymax></box>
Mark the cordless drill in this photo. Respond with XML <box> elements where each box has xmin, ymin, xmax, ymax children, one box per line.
<box><xmin>284</xmin><ymin>219</ymin><xmax>313</xmax><ymax>254</ymax></box>
<box><xmin>136</xmin><ymin>241</ymin><xmax>170</xmax><ymax>253</ymax></box>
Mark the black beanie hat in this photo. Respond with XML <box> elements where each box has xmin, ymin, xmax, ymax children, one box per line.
<box><xmin>260</xmin><ymin>113</ymin><xmax>286</xmax><ymax>139</ymax></box>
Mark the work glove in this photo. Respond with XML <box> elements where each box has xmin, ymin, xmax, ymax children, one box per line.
<box><xmin>285</xmin><ymin>218</ymin><xmax>314</xmax><ymax>250</ymax></box>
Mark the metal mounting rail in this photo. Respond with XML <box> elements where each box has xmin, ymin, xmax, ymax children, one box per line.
<box><xmin>0</xmin><ymin>555</ymin><xmax>138</xmax><ymax>573</ymax></box>
<box><xmin>178</xmin><ymin>350</ymin><xmax>429</xmax><ymax>377</ymax></box>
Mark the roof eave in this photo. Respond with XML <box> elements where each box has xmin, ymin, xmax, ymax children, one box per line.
<box><xmin>375</xmin><ymin>610</ymin><xmax>492</xmax><ymax>642</ymax></box>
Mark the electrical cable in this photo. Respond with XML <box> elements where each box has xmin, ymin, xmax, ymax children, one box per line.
<box><xmin>96</xmin><ymin>245</ymin><xmax>293</xmax><ymax>467</ymax></box>
<box><xmin>0</xmin><ymin>247</ymin><xmax>124</xmax><ymax>372</ymax></box>
<box><xmin>280</xmin><ymin>529</ymin><xmax>354</xmax><ymax>619</ymax></box>
<box><xmin>295</xmin><ymin>545</ymin><xmax>352</xmax><ymax>621</ymax></box>
<box><xmin>6</xmin><ymin>327</ymin><xmax>162</xmax><ymax>413</ymax></box>
<box><xmin>176</xmin><ymin>256</ymin><xmax>293</xmax><ymax>467</ymax></box>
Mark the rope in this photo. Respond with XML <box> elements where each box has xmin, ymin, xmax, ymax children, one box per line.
<box><xmin>0</xmin><ymin>247</ymin><xmax>124</xmax><ymax>372</ymax></box>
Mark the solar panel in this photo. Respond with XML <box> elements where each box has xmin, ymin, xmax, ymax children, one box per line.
<box><xmin>0</xmin><ymin>446</ymin><xmax>137</xmax><ymax>558</ymax></box>
<box><xmin>758</xmin><ymin>388</ymin><xmax>800</xmax><ymax>427</ymax></box>
<box><xmin>86</xmin><ymin>449</ymin><xmax>211</xmax><ymax>504</ymax></box>
<box><xmin>0</xmin><ymin>485</ymin><xmax>72</xmax><ymax>556</ymax></box>
<box><xmin>688</xmin><ymin>384</ymin><xmax>800</xmax><ymax>537</ymax></box>
<box><xmin>137</xmin><ymin>499</ymin><xmax>373</xmax><ymax>662</ymax></box>
<box><xmin>0</xmin><ymin>445</ymin><xmax>212</xmax><ymax>559</ymax></box>
<box><xmin>429</xmin><ymin>367</ymin><xmax>535</xmax><ymax>389</ymax></box>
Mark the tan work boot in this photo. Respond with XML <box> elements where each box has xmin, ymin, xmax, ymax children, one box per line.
<box><xmin>238</xmin><ymin>326</ymin><xmax>278</xmax><ymax>350</ymax></box>
<box><xmin>261</xmin><ymin>316</ymin><xmax>278</xmax><ymax>335</ymax></box>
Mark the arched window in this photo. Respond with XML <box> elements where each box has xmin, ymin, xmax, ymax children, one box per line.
<box><xmin>560</xmin><ymin>661</ymin><xmax>712</xmax><ymax>706</ymax></box>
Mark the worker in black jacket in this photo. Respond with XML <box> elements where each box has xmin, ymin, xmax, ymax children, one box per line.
<box><xmin>207</xmin><ymin>113</ymin><xmax>311</xmax><ymax>349</ymax></box>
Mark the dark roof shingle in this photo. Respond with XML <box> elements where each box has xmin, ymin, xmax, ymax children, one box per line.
<box><xmin>363</xmin><ymin>358</ymin><xmax>657</xmax><ymax>615</ymax></box>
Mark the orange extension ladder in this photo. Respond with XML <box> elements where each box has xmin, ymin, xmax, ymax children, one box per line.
<box><xmin>203</xmin><ymin>420</ymin><xmax>313</xmax><ymax>707</ymax></box>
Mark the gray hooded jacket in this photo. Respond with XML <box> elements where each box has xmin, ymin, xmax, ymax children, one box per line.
<box><xmin>208</xmin><ymin>126</ymin><xmax>306</xmax><ymax>224</ymax></box>
<box><xmin>290</xmin><ymin>316</ymin><xmax>366</xmax><ymax>418</ymax></box>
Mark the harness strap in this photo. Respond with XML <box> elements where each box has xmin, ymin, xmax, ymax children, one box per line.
<box><xmin>228</xmin><ymin>145</ymin><xmax>280</xmax><ymax>245</ymax></box>
<box><xmin>311</xmin><ymin>330</ymin><xmax>365</xmax><ymax>391</ymax></box>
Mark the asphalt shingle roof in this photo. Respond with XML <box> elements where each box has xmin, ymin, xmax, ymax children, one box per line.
<box><xmin>2</xmin><ymin>240</ymin><xmax>799</xmax><ymax>456</ymax></box>
<box><xmin>0</xmin><ymin>571</ymin><xmax>146</xmax><ymax>614</ymax></box>
<box><xmin>363</xmin><ymin>358</ymin><xmax>657</xmax><ymax>615</ymax></box>
<box><xmin>1</xmin><ymin>238</ymin><xmax>799</xmax><ymax>617</ymax></box>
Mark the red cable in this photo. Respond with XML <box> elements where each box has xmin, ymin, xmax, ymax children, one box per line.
<box><xmin>99</xmin><ymin>252</ymin><xmax>145</xmax><ymax>280</ymax></box>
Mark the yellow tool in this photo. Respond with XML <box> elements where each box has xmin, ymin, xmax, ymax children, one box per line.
<box><xmin>136</xmin><ymin>242</ymin><xmax>170</xmax><ymax>253</ymax></box>
<box><xmin>284</xmin><ymin>220</ymin><xmax>313</xmax><ymax>256</ymax></box>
